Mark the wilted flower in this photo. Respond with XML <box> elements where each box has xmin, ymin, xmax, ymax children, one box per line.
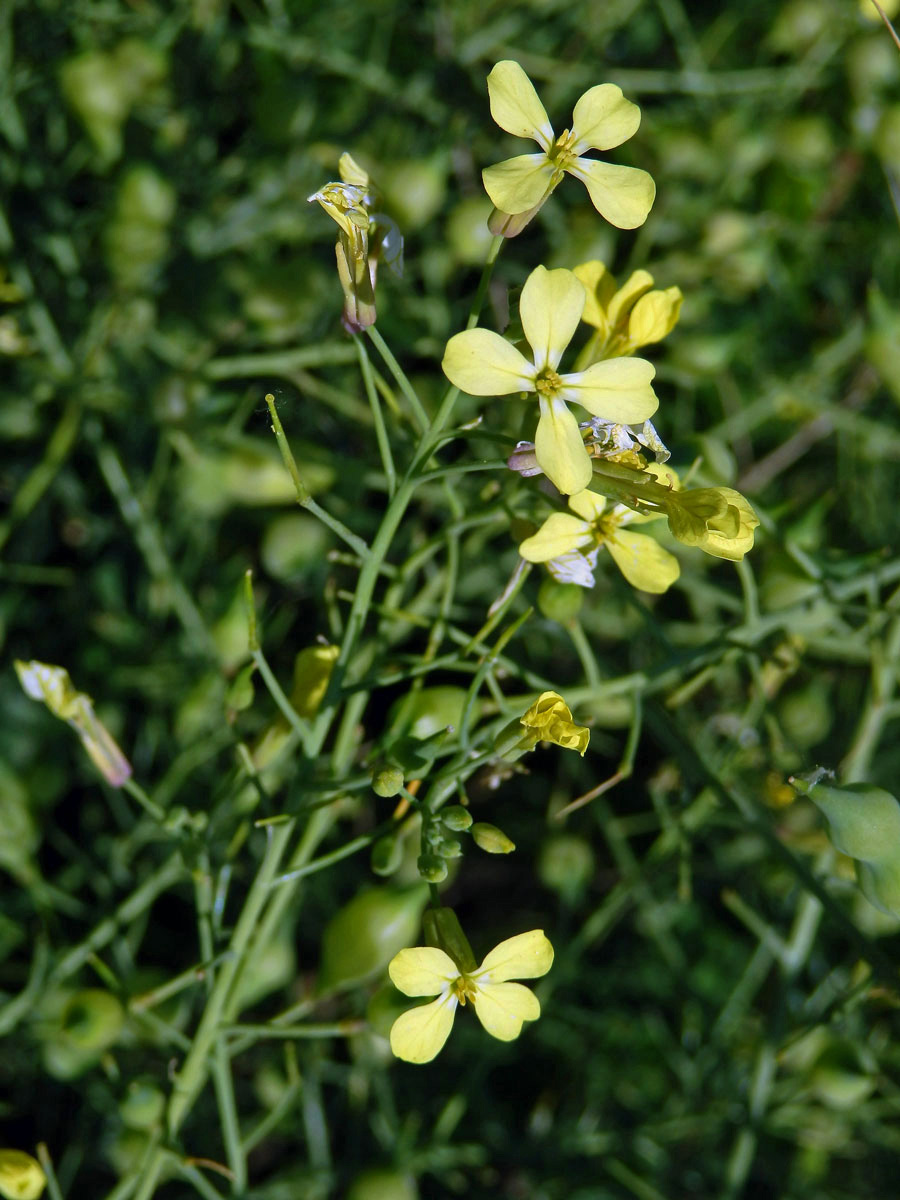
<box><xmin>519</xmin><ymin>691</ymin><xmax>590</xmax><ymax>755</ymax></box>
<box><xmin>15</xmin><ymin>660</ymin><xmax>132</xmax><ymax>787</ymax></box>
<box><xmin>308</xmin><ymin>152</ymin><xmax>403</xmax><ymax>332</ymax></box>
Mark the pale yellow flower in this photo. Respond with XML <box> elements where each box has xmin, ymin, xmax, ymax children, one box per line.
<box><xmin>388</xmin><ymin>930</ymin><xmax>553</xmax><ymax>1064</ymax></box>
<box><xmin>482</xmin><ymin>61</ymin><xmax>655</xmax><ymax>236</ymax></box>
<box><xmin>519</xmin><ymin>471</ymin><xmax>681</xmax><ymax>594</ymax></box>
<box><xmin>519</xmin><ymin>691</ymin><xmax>590</xmax><ymax>755</ymax></box>
<box><xmin>573</xmin><ymin>261</ymin><xmax>682</xmax><ymax>368</ymax></box>
<box><xmin>442</xmin><ymin>265</ymin><xmax>658</xmax><ymax>495</ymax></box>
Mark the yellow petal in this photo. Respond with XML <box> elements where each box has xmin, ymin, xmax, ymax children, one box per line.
<box><xmin>0</xmin><ymin>1151</ymin><xmax>47</xmax><ymax>1200</ymax></box>
<box><xmin>482</xmin><ymin>154</ymin><xmax>558</xmax><ymax>215</ymax></box>
<box><xmin>389</xmin><ymin>994</ymin><xmax>458</xmax><ymax>1063</ymax></box>
<box><xmin>628</xmin><ymin>286</ymin><xmax>683</xmax><ymax>347</ymax></box>
<box><xmin>567</xmin><ymin>488</ymin><xmax>607</xmax><ymax>523</ymax></box>
<box><xmin>571</xmin><ymin>83</ymin><xmax>641</xmax><ymax>153</ymax></box>
<box><xmin>518</xmin><ymin>512</ymin><xmax>592</xmax><ymax>563</ymax></box>
<box><xmin>535</xmin><ymin>396</ymin><xmax>593</xmax><ymax>494</ymax></box>
<box><xmin>607</xmin><ymin>269</ymin><xmax>655</xmax><ymax>331</ymax></box>
<box><xmin>567</xmin><ymin>159</ymin><xmax>656</xmax><ymax>229</ymax></box>
<box><xmin>521</xmin><ymin>692</ymin><xmax>569</xmax><ymax>731</ymax></box>
<box><xmin>486</xmin><ymin>60</ymin><xmax>554</xmax><ymax>149</ymax></box>
<box><xmin>442</xmin><ymin>329</ymin><xmax>534</xmax><ymax>395</ymax></box>
<box><xmin>606</xmin><ymin>529</ymin><xmax>681</xmax><ymax>593</ymax></box>
<box><xmin>562</xmin><ymin>358</ymin><xmax>658</xmax><ymax>424</ymax></box>
<box><xmin>389</xmin><ymin>947</ymin><xmax>458</xmax><ymax>996</ymax></box>
<box><xmin>472</xmin><ymin>982</ymin><xmax>540</xmax><ymax>1041</ymax></box>
<box><xmin>573</xmin><ymin>260</ymin><xmax>617</xmax><ymax>331</ymax></box>
<box><xmin>520</xmin><ymin>266</ymin><xmax>585</xmax><ymax>371</ymax></box>
<box><xmin>478</xmin><ymin>929</ymin><xmax>554</xmax><ymax>981</ymax></box>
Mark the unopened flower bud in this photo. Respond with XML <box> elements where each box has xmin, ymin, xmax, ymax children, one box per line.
<box><xmin>372</xmin><ymin>765</ymin><xmax>404</xmax><ymax>798</ymax></box>
<box><xmin>471</xmin><ymin>822</ymin><xmax>516</xmax><ymax>854</ymax></box>
<box><xmin>439</xmin><ymin>836</ymin><xmax>463</xmax><ymax>859</ymax></box>
<box><xmin>370</xmin><ymin>834</ymin><xmax>403</xmax><ymax>877</ymax></box>
<box><xmin>441</xmin><ymin>805</ymin><xmax>472</xmax><ymax>831</ymax></box>
<box><xmin>417</xmin><ymin>853</ymin><xmax>448</xmax><ymax>883</ymax></box>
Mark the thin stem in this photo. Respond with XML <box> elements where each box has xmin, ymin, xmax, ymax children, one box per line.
<box><xmin>365</xmin><ymin>324</ymin><xmax>429</xmax><ymax>431</ymax></box>
<box><xmin>354</xmin><ymin>334</ymin><xmax>396</xmax><ymax>494</ymax></box>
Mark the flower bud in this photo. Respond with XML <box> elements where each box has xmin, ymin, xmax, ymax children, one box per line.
<box><xmin>417</xmin><ymin>853</ymin><xmax>448</xmax><ymax>883</ymax></box>
<box><xmin>441</xmin><ymin>805</ymin><xmax>472</xmax><ymax>832</ymax></box>
<box><xmin>290</xmin><ymin>645</ymin><xmax>339</xmax><ymax>718</ymax></box>
<box><xmin>371</xmin><ymin>765</ymin><xmax>404</xmax><ymax>798</ymax></box>
<box><xmin>471</xmin><ymin>822</ymin><xmax>516</xmax><ymax>855</ymax></box>
<box><xmin>0</xmin><ymin>1150</ymin><xmax>47</xmax><ymax>1200</ymax></box>
<box><xmin>438</xmin><ymin>836</ymin><xmax>463</xmax><ymax>859</ymax></box>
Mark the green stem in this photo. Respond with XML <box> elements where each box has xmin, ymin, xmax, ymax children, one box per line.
<box><xmin>354</xmin><ymin>334</ymin><xmax>396</xmax><ymax>494</ymax></box>
<box><xmin>365</xmin><ymin>324</ymin><xmax>429</xmax><ymax>431</ymax></box>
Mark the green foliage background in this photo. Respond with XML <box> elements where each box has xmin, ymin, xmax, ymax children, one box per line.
<box><xmin>3</xmin><ymin>0</ymin><xmax>900</xmax><ymax>1197</ymax></box>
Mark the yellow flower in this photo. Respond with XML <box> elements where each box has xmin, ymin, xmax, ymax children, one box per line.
<box><xmin>519</xmin><ymin>472</ymin><xmax>681</xmax><ymax>594</ymax></box>
<box><xmin>519</xmin><ymin>691</ymin><xmax>590</xmax><ymax>755</ymax></box>
<box><xmin>664</xmin><ymin>486</ymin><xmax>759</xmax><ymax>561</ymax></box>
<box><xmin>572</xmin><ymin>261</ymin><xmax>682</xmax><ymax>368</ymax></box>
<box><xmin>0</xmin><ymin>1150</ymin><xmax>47</xmax><ymax>1200</ymax></box>
<box><xmin>442</xmin><ymin>265</ymin><xmax>658</xmax><ymax>495</ymax></box>
<box><xmin>15</xmin><ymin>660</ymin><xmax>132</xmax><ymax>787</ymax></box>
<box><xmin>482</xmin><ymin>61</ymin><xmax>655</xmax><ymax>237</ymax></box>
<box><xmin>388</xmin><ymin>930</ymin><xmax>553</xmax><ymax>1064</ymax></box>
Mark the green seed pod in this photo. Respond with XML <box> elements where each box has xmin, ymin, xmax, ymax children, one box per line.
<box><xmin>797</xmin><ymin>777</ymin><xmax>900</xmax><ymax>916</ymax></box>
<box><xmin>441</xmin><ymin>805</ymin><xmax>472</xmax><ymax>832</ymax></box>
<box><xmin>0</xmin><ymin>1150</ymin><xmax>47</xmax><ymax>1200</ymax></box>
<box><xmin>318</xmin><ymin>884</ymin><xmax>428</xmax><ymax>991</ymax></box>
<box><xmin>423</xmin><ymin>907</ymin><xmax>477</xmax><ymax>972</ymax></box>
<box><xmin>537</xmin><ymin>578</ymin><xmax>583</xmax><ymax>624</ymax></box>
<box><xmin>416</xmin><ymin>853</ymin><xmax>448</xmax><ymax>883</ymax></box>
<box><xmin>370</xmin><ymin>834</ymin><xmax>403</xmax><ymax>877</ymax></box>
<box><xmin>372</xmin><ymin>765</ymin><xmax>405</xmax><ymax>798</ymax></box>
<box><xmin>471</xmin><ymin>822</ymin><xmax>516</xmax><ymax>855</ymax></box>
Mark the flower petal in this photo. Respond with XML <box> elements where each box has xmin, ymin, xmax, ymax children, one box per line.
<box><xmin>547</xmin><ymin>549</ymin><xmax>597</xmax><ymax>588</ymax></box>
<box><xmin>535</xmin><ymin>396</ymin><xmax>593</xmax><ymax>495</ymax></box>
<box><xmin>606</xmin><ymin>529</ymin><xmax>681</xmax><ymax>593</ymax></box>
<box><xmin>486</xmin><ymin>60</ymin><xmax>554</xmax><ymax>149</ymax></box>
<box><xmin>389</xmin><ymin>994</ymin><xmax>458</xmax><ymax>1063</ymax></box>
<box><xmin>571</xmin><ymin>83</ymin><xmax>641</xmax><ymax>153</ymax></box>
<box><xmin>472</xmin><ymin>982</ymin><xmax>540</xmax><ymax>1042</ymax></box>
<box><xmin>561</xmin><ymin>358</ymin><xmax>658</xmax><ymax>424</ymax></box>
<box><xmin>567</xmin><ymin>159</ymin><xmax>656</xmax><ymax>229</ymax></box>
<box><xmin>482</xmin><ymin>154</ymin><xmax>558</xmax><ymax>215</ymax></box>
<box><xmin>442</xmin><ymin>329</ymin><xmax>534</xmax><ymax>396</ymax></box>
<box><xmin>520</xmin><ymin>266</ymin><xmax>586</xmax><ymax>371</ymax></box>
<box><xmin>477</xmin><ymin>929</ymin><xmax>555</xmax><ymax>981</ymax></box>
<box><xmin>628</xmin><ymin>286</ymin><xmax>683</xmax><ymax>348</ymax></box>
<box><xmin>389</xmin><ymin>947</ymin><xmax>458</xmax><ymax>996</ymax></box>
<box><xmin>518</xmin><ymin>513</ymin><xmax>592</xmax><ymax>563</ymax></box>
<box><xmin>567</xmin><ymin>488</ymin><xmax>607</xmax><ymax>523</ymax></box>
<box><xmin>607</xmin><ymin>269</ymin><xmax>655</xmax><ymax>331</ymax></box>
<box><xmin>573</xmin><ymin>260</ymin><xmax>618</xmax><ymax>332</ymax></box>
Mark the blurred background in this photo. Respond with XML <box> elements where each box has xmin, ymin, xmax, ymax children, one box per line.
<box><xmin>3</xmin><ymin>1</ymin><xmax>900</xmax><ymax>1197</ymax></box>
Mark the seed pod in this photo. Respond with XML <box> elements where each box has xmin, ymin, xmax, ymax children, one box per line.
<box><xmin>423</xmin><ymin>907</ymin><xmax>477</xmax><ymax>972</ymax></box>
<box><xmin>318</xmin><ymin>884</ymin><xmax>428</xmax><ymax>991</ymax></box>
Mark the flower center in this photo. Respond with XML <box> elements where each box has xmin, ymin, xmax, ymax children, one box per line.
<box><xmin>549</xmin><ymin>128</ymin><xmax>579</xmax><ymax>170</ymax></box>
<box><xmin>591</xmin><ymin>512</ymin><xmax>623</xmax><ymax>549</ymax></box>
<box><xmin>452</xmin><ymin>975</ymin><xmax>478</xmax><ymax>1007</ymax></box>
<box><xmin>535</xmin><ymin>368</ymin><xmax>562</xmax><ymax>397</ymax></box>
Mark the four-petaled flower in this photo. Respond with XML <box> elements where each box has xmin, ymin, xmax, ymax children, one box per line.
<box><xmin>518</xmin><ymin>473</ymin><xmax>681</xmax><ymax>594</ymax></box>
<box><xmin>388</xmin><ymin>930</ymin><xmax>553</xmax><ymax>1064</ymax></box>
<box><xmin>482</xmin><ymin>61</ymin><xmax>655</xmax><ymax>237</ymax></box>
<box><xmin>442</xmin><ymin>265</ymin><xmax>658</xmax><ymax>495</ymax></box>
